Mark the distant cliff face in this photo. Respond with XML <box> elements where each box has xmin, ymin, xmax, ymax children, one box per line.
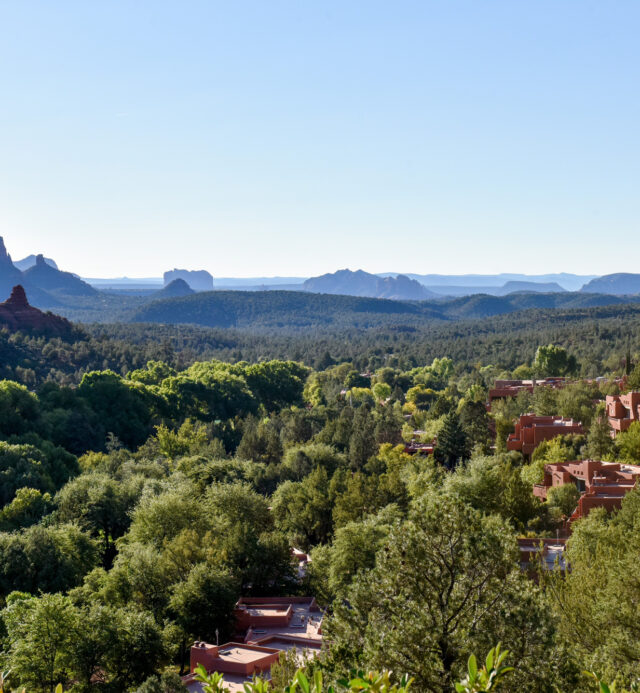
<box><xmin>164</xmin><ymin>269</ymin><xmax>214</xmax><ymax>292</ymax></box>
<box><xmin>0</xmin><ymin>285</ymin><xmax>74</xmax><ymax>336</ymax></box>
<box><xmin>14</xmin><ymin>254</ymin><xmax>58</xmax><ymax>271</ymax></box>
<box><xmin>581</xmin><ymin>273</ymin><xmax>640</xmax><ymax>295</ymax></box>
<box><xmin>0</xmin><ymin>237</ymin><xmax>24</xmax><ymax>287</ymax></box>
<box><xmin>302</xmin><ymin>269</ymin><xmax>437</xmax><ymax>301</ymax></box>
<box><xmin>22</xmin><ymin>254</ymin><xmax>96</xmax><ymax>297</ymax></box>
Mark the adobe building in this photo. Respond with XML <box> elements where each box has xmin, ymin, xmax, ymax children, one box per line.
<box><xmin>235</xmin><ymin>596</ymin><xmax>323</xmax><ymax>651</ymax></box>
<box><xmin>489</xmin><ymin>378</ymin><xmax>566</xmax><ymax>403</ymax></box>
<box><xmin>606</xmin><ymin>393</ymin><xmax>640</xmax><ymax>437</ymax></box>
<box><xmin>507</xmin><ymin>414</ymin><xmax>584</xmax><ymax>457</ymax></box>
<box><xmin>183</xmin><ymin>642</ymin><xmax>280</xmax><ymax>692</ymax></box>
<box><xmin>183</xmin><ymin>597</ymin><xmax>323</xmax><ymax>691</ymax></box>
<box><xmin>533</xmin><ymin>460</ymin><xmax>640</xmax><ymax>523</ymax></box>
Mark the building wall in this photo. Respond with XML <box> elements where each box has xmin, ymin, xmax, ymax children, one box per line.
<box><xmin>607</xmin><ymin>393</ymin><xmax>640</xmax><ymax>437</ymax></box>
<box><xmin>507</xmin><ymin>414</ymin><xmax>584</xmax><ymax>456</ymax></box>
<box><xmin>190</xmin><ymin>643</ymin><xmax>279</xmax><ymax>677</ymax></box>
<box><xmin>534</xmin><ymin>460</ymin><xmax>640</xmax><ymax>521</ymax></box>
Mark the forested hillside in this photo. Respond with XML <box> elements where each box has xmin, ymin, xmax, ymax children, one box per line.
<box><xmin>1</xmin><ymin>301</ymin><xmax>638</xmax><ymax>393</ymax></box>
<box><xmin>125</xmin><ymin>289</ymin><xmax>640</xmax><ymax>329</ymax></box>
<box><xmin>1</xmin><ymin>308</ymin><xmax>640</xmax><ymax>690</ymax></box>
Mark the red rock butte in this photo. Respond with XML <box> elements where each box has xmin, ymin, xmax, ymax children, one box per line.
<box><xmin>0</xmin><ymin>285</ymin><xmax>73</xmax><ymax>336</ymax></box>
<box><xmin>6</xmin><ymin>285</ymin><xmax>29</xmax><ymax>308</ymax></box>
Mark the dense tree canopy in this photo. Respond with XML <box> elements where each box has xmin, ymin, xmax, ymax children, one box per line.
<box><xmin>0</xmin><ymin>321</ymin><xmax>636</xmax><ymax>692</ymax></box>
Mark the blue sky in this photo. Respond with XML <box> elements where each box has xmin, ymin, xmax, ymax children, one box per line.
<box><xmin>0</xmin><ymin>1</ymin><xmax>638</xmax><ymax>278</ymax></box>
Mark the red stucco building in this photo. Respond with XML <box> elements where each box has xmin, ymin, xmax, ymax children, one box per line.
<box><xmin>489</xmin><ymin>378</ymin><xmax>566</xmax><ymax>403</ymax></box>
<box><xmin>507</xmin><ymin>414</ymin><xmax>584</xmax><ymax>457</ymax></box>
<box><xmin>533</xmin><ymin>459</ymin><xmax>640</xmax><ymax>523</ymax></box>
<box><xmin>184</xmin><ymin>597</ymin><xmax>323</xmax><ymax>692</ymax></box>
<box><xmin>606</xmin><ymin>393</ymin><xmax>640</xmax><ymax>437</ymax></box>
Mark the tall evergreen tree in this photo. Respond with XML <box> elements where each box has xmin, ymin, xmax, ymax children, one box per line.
<box><xmin>434</xmin><ymin>412</ymin><xmax>469</xmax><ymax>469</ymax></box>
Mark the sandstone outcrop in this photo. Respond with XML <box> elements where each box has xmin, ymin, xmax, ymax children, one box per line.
<box><xmin>0</xmin><ymin>285</ymin><xmax>74</xmax><ymax>336</ymax></box>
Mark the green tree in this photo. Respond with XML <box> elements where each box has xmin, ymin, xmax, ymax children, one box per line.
<box><xmin>0</xmin><ymin>441</ymin><xmax>77</xmax><ymax>507</ymax></box>
<box><xmin>271</xmin><ymin>467</ymin><xmax>333</xmax><ymax>549</ymax></box>
<box><xmin>78</xmin><ymin>370</ymin><xmax>153</xmax><ymax>449</ymax></box>
<box><xmin>348</xmin><ymin>405</ymin><xmax>377</xmax><ymax>470</ymax></box>
<box><xmin>556</xmin><ymin>382</ymin><xmax>598</xmax><ymax>427</ymax></box>
<box><xmin>0</xmin><ymin>380</ymin><xmax>41</xmax><ymax>436</ymax></box>
<box><xmin>583</xmin><ymin>406</ymin><xmax>615</xmax><ymax>460</ymax></box>
<box><xmin>280</xmin><ymin>443</ymin><xmax>345</xmax><ymax>481</ymax></box>
<box><xmin>65</xmin><ymin>603</ymin><xmax>120</xmax><ymax>691</ymax></box>
<box><xmin>444</xmin><ymin>454</ymin><xmax>539</xmax><ymax>530</ymax></box>
<box><xmin>2</xmin><ymin>591</ymin><xmax>75</xmax><ymax>693</ymax></box>
<box><xmin>155</xmin><ymin>419</ymin><xmax>209</xmax><ymax>461</ymax></box>
<box><xmin>204</xmin><ymin>482</ymin><xmax>294</xmax><ymax>593</ymax></box>
<box><xmin>627</xmin><ymin>362</ymin><xmax>640</xmax><ymax>390</ymax></box>
<box><xmin>433</xmin><ymin>412</ymin><xmax>469</xmax><ymax>469</ymax></box>
<box><xmin>0</xmin><ymin>523</ymin><xmax>97</xmax><ymax>598</ymax></box>
<box><xmin>615</xmin><ymin>421</ymin><xmax>640</xmax><ymax>461</ymax></box>
<box><xmin>405</xmin><ymin>386</ymin><xmax>437</xmax><ymax>410</ymax></box>
<box><xmin>331</xmin><ymin>471</ymin><xmax>388</xmax><ymax>529</ymax></box>
<box><xmin>98</xmin><ymin>542</ymin><xmax>173</xmax><ymax>621</ymax></box>
<box><xmin>244</xmin><ymin>360</ymin><xmax>310</xmax><ymax>411</ymax></box>
<box><xmin>458</xmin><ymin>400</ymin><xmax>491</xmax><ymax>453</ymax></box>
<box><xmin>126</xmin><ymin>483</ymin><xmax>204</xmax><ymax>548</ymax></box>
<box><xmin>344</xmin><ymin>370</ymin><xmax>370</xmax><ymax>390</ymax></box>
<box><xmin>0</xmin><ymin>487</ymin><xmax>53</xmax><ymax>531</ymax></box>
<box><xmin>323</xmin><ymin>507</ymin><xmax>399</xmax><ymax>599</ymax></box>
<box><xmin>55</xmin><ymin>473</ymin><xmax>142</xmax><ymax>567</ymax></box>
<box><xmin>532</xmin><ymin>386</ymin><xmax>558</xmax><ymax>416</ymax></box>
<box><xmin>104</xmin><ymin>608</ymin><xmax>165</xmax><ymax>690</ymax></box>
<box><xmin>236</xmin><ymin>416</ymin><xmax>283</xmax><ymax>465</ymax></box>
<box><xmin>551</xmin><ymin>489</ymin><xmax>640</xmax><ymax>685</ymax></box>
<box><xmin>161</xmin><ymin>363</ymin><xmax>257</xmax><ymax>421</ymax></box>
<box><xmin>534</xmin><ymin>345</ymin><xmax>578</xmax><ymax>377</ymax></box>
<box><xmin>372</xmin><ymin>382</ymin><xmax>392</xmax><ymax>402</ymax></box>
<box><xmin>547</xmin><ymin>483</ymin><xmax>581</xmax><ymax>519</ymax></box>
<box><xmin>325</xmin><ymin>491</ymin><xmax>557</xmax><ymax>692</ymax></box>
<box><xmin>169</xmin><ymin>563</ymin><xmax>238</xmax><ymax>673</ymax></box>
<box><xmin>135</xmin><ymin>672</ymin><xmax>188</xmax><ymax>692</ymax></box>
<box><xmin>128</xmin><ymin>360</ymin><xmax>177</xmax><ymax>385</ymax></box>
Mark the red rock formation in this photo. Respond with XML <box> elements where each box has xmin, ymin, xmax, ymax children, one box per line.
<box><xmin>0</xmin><ymin>285</ymin><xmax>73</xmax><ymax>336</ymax></box>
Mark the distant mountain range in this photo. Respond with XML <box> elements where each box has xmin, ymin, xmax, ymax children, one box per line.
<box><xmin>0</xmin><ymin>239</ymin><xmax>96</xmax><ymax>308</ymax></box>
<box><xmin>23</xmin><ymin>255</ymin><xmax>97</xmax><ymax>297</ymax></box>
<box><xmin>164</xmin><ymin>268</ymin><xmax>214</xmax><ymax>292</ymax></box>
<box><xmin>302</xmin><ymin>269</ymin><xmax>437</xmax><ymax>300</ymax></box>
<box><xmin>127</xmin><ymin>287</ymin><xmax>640</xmax><ymax>329</ymax></box>
<box><xmin>4</xmin><ymin>237</ymin><xmax>640</xmax><ymax>330</ymax></box>
<box><xmin>14</xmin><ymin>254</ymin><xmax>58</xmax><ymax>271</ymax></box>
<box><xmin>581</xmin><ymin>274</ymin><xmax>640</xmax><ymax>295</ymax></box>
<box><xmin>395</xmin><ymin>272</ymin><xmax>595</xmax><ymax>292</ymax></box>
<box><xmin>80</xmin><ymin>270</ymin><xmax>596</xmax><ymax>297</ymax></box>
<box><xmin>421</xmin><ymin>280</ymin><xmax>566</xmax><ymax>297</ymax></box>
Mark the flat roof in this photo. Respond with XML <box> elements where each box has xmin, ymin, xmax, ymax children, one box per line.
<box><xmin>241</xmin><ymin>601</ymin><xmax>323</xmax><ymax>646</ymax></box>
<box><xmin>214</xmin><ymin>645</ymin><xmax>274</xmax><ymax>665</ymax></box>
<box><xmin>243</xmin><ymin>606</ymin><xmax>289</xmax><ymax>617</ymax></box>
<box><xmin>186</xmin><ymin>673</ymin><xmax>253</xmax><ymax>693</ymax></box>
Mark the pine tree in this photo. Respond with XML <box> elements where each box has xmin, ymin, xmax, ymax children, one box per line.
<box><xmin>434</xmin><ymin>412</ymin><xmax>469</xmax><ymax>469</ymax></box>
<box><xmin>583</xmin><ymin>412</ymin><xmax>614</xmax><ymax>460</ymax></box>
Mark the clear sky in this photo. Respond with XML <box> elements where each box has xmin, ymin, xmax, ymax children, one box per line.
<box><xmin>0</xmin><ymin>1</ymin><xmax>638</xmax><ymax>278</ymax></box>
